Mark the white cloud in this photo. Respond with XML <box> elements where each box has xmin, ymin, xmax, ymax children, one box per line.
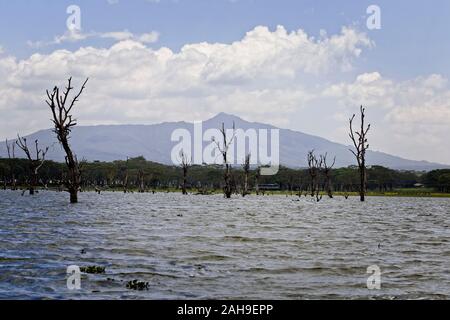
<box><xmin>5</xmin><ymin>25</ymin><xmax>370</xmax><ymax>130</ymax></box>
<box><xmin>99</xmin><ymin>31</ymin><xmax>134</xmax><ymax>41</ymax></box>
<box><xmin>324</xmin><ymin>72</ymin><xmax>450</xmax><ymax>163</ymax></box>
<box><xmin>3</xmin><ymin>24</ymin><xmax>450</xmax><ymax>163</ymax></box>
<box><xmin>99</xmin><ymin>30</ymin><xmax>160</xmax><ymax>43</ymax></box>
<box><xmin>27</xmin><ymin>29</ymin><xmax>160</xmax><ymax>48</ymax></box>
<box><xmin>137</xmin><ymin>32</ymin><xmax>160</xmax><ymax>44</ymax></box>
<box><xmin>323</xmin><ymin>71</ymin><xmax>395</xmax><ymax>108</ymax></box>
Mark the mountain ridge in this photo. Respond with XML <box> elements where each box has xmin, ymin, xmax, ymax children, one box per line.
<box><xmin>0</xmin><ymin>113</ymin><xmax>448</xmax><ymax>171</ymax></box>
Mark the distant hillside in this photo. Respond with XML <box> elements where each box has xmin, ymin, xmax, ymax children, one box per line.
<box><xmin>0</xmin><ymin>113</ymin><xmax>448</xmax><ymax>171</ymax></box>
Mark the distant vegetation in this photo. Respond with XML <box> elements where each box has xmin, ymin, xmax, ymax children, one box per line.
<box><xmin>1</xmin><ymin>156</ymin><xmax>449</xmax><ymax>196</ymax></box>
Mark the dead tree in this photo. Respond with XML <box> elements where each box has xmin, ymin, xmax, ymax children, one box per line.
<box><xmin>137</xmin><ymin>169</ymin><xmax>145</xmax><ymax>193</ymax></box>
<box><xmin>307</xmin><ymin>150</ymin><xmax>316</xmax><ymax>196</ymax></box>
<box><xmin>349</xmin><ymin>106</ymin><xmax>370</xmax><ymax>202</ymax></box>
<box><xmin>241</xmin><ymin>153</ymin><xmax>251</xmax><ymax>197</ymax></box>
<box><xmin>46</xmin><ymin>77</ymin><xmax>88</xmax><ymax>203</ymax></box>
<box><xmin>307</xmin><ymin>150</ymin><xmax>322</xmax><ymax>201</ymax></box>
<box><xmin>180</xmin><ymin>149</ymin><xmax>191</xmax><ymax>195</ymax></box>
<box><xmin>15</xmin><ymin>135</ymin><xmax>49</xmax><ymax>195</ymax></box>
<box><xmin>5</xmin><ymin>139</ymin><xmax>17</xmax><ymax>190</ymax></box>
<box><xmin>123</xmin><ymin>157</ymin><xmax>129</xmax><ymax>193</ymax></box>
<box><xmin>320</xmin><ymin>153</ymin><xmax>336</xmax><ymax>198</ymax></box>
<box><xmin>213</xmin><ymin>122</ymin><xmax>236</xmax><ymax>198</ymax></box>
<box><xmin>106</xmin><ymin>166</ymin><xmax>117</xmax><ymax>189</ymax></box>
<box><xmin>79</xmin><ymin>159</ymin><xmax>87</xmax><ymax>192</ymax></box>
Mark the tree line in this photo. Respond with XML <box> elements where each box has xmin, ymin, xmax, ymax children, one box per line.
<box><xmin>0</xmin><ymin>155</ymin><xmax>442</xmax><ymax>194</ymax></box>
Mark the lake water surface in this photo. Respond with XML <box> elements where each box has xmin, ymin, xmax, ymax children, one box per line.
<box><xmin>0</xmin><ymin>190</ymin><xmax>449</xmax><ymax>299</ymax></box>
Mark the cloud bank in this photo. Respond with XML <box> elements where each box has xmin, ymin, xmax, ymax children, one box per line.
<box><xmin>1</xmin><ymin>25</ymin><xmax>449</xmax><ymax>163</ymax></box>
<box><xmin>27</xmin><ymin>29</ymin><xmax>160</xmax><ymax>48</ymax></box>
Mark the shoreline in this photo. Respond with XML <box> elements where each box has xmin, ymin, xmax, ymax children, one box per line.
<box><xmin>2</xmin><ymin>188</ymin><xmax>450</xmax><ymax>198</ymax></box>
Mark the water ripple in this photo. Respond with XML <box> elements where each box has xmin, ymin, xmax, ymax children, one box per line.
<box><xmin>0</xmin><ymin>190</ymin><xmax>449</xmax><ymax>299</ymax></box>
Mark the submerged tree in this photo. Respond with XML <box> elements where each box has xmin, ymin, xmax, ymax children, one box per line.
<box><xmin>213</xmin><ymin>122</ymin><xmax>236</xmax><ymax>198</ymax></box>
<box><xmin>241</xmin><ymin>153</ymin><xmax>251</xmax><ymax>197</ymax></box>
<box><xmin>137</xmin><ymin>169</ymin><xmax>145</xmax><ymax>193</ymax></box>
<box><xmin>123</xmin><ymin>157</ymin><xmax>129</xmax><ymax>193</ymax></box>
<box><xmin>349</xmin><ymin>106</ymin><xmax>370</xmax><ymax>202</ymax></box>
<box><xmin>15</xmin><ymin>135</ymin><xmax>49</xmax><ymax>195</ymax></box>
<box><xmin>320</xmin><ymin>153</ymin><xmax>336</xmax><ymax>198</ymax></box>
<box><xmin>307</xmin><ymin>150</ymin><xmax>322</xmax><ymax>201</ymax></box>
<box><xmin>46</xmin><ymin>77</ymin><xmax>88</xmax><ymax>203</ymax></box>
<box><xmin>179</xmin><ymin>149</ymin><xmax>191</xmax><ymax>195</ymax></box>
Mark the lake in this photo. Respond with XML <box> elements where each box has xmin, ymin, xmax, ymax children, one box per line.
<box><xmin>0</xmin><ymin>190</ymin><xmax>449</xmax><ymax>299</ymax></box>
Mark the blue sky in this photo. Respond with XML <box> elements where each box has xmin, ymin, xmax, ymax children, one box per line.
<box><xmin>0</xmin><ymin>0</ymin><xmax>450</xmax><ymax>163</ymax></box>
<box><xmin>1</xmin><ymin>0</ymin><xmax>449</xmax><ymax>79</ymax></box>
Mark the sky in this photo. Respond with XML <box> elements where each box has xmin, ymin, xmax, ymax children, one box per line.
<box><xmin>0</xmin><ymin>0</ymin><xmax>449</xmax><ymax>164</ymax></box>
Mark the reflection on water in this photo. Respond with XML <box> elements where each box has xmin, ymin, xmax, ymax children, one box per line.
<box><xmin>0</xmin><ymin>190</ymin><xmax>449</xmax><ymax>299</ymax></box>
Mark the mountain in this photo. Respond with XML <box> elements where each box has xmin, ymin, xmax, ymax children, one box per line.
<box><xmin>0</xmin><ymin>113</ymin><xmax>448</xmax><ymax>171</ymax></box>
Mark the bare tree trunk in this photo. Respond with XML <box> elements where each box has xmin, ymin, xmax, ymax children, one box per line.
<box><xmin>15</xmin><ymin>136</ymin><xmax>48</xmax><ymax>196</ymax></box>
<box><xmin>242</xmin><ymin>153</ymin><xmax>250</xmax><ymax>197</ymax></box>
<box><xmin>138</xmin><ymin>169</ymin><xmax>145</xmax><ymax>193</ymax></box>
<box><xmin>182</xmin><ymin>167</ymin><xmax>188</xmax><ymax>195</ymax></box>
<box><xmin>64</xmin><ymin>140</ymin><xmax>81</xmax><ymax>202</ymax></box>
<box><xmin>69</xmin><ymin>189</ymin><xmax>77</xmax><ymax>203</ymax></box>
<box><xmin>213</xmin><ymin>122</ymin><xmax>236</xmax><ymax>199</ymax></box>
<box><xmin>46</xmin><ymin>77</ymin><xmax>88</xmax><ymax>203</ymax></box>
<box><xmin>360</xmin><ymin>158</ymin><xmax>366</xmax><ymax>201</ymax></box>
<box><xmin>224</xmin><ymin>163</ymin><xmax>232</xmax><ymax>198</ymax></box>
<box><xmin>307</xmin><ymin>150</ymin><xmax>324</xmax><ymax>202</ymax></box>
<box><xmin>320</xmin><ymin>153</ymin><xmax>336</xmax><ymax>199</ymax></box>
<box><xmin>180</xmin><ymin>150</ymin><xmax>190</xmax><ymax>195</ymax></box>
<box><xmin>349</xmin><ymin>106</ymin><xmax>370</xmax><ymax>202</ymax></box>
